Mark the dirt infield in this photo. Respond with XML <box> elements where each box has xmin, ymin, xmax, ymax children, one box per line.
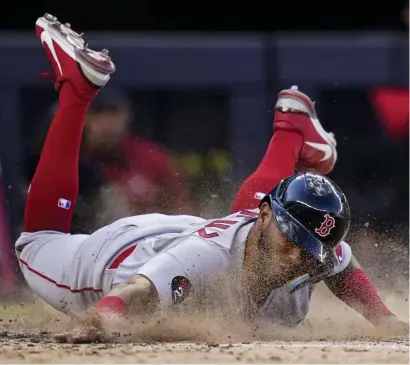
<box><xmin>0</xmin><ymin>282</ymin><xmax>408</xmax><ymax>364</ymax></box>
<box><xmin>0</xmin><ymin>336</ymin><xmax>408</xmax><ymax>363</ymax></box>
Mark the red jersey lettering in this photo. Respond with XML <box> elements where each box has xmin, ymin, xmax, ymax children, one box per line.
<box><xmin>197</xmin><ymin>220</ymin><xmax>238</xmax><ymax>239</ymax></box>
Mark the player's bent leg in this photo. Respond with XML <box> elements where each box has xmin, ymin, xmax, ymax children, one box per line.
<box><xmin>23</xmin><ymin>84</ymin><xmax>89</xmax><ymax>233</ymax></box>
<box><xmin>24</xmin><ymin>14</ymin><xmax>115</xmax><ymax>233</ymax></box>
<box><xmin>231</xmin><ymin>85</ymin><xmax>338</xmax><ymax>213</ymax></box>
<box><xmin>16</xmin><ymin>14</ymin><xmax>116</xmax><ymax>314</ymax></box>
<box><xmin>231</xmin><ymin>130</ymin><xmax>303</xmax><ymax>213</ymax></box>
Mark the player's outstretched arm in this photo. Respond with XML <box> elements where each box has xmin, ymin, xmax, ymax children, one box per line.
<box><xmin>324</xmin><ymin>255</ymin><xmax>408</xmax><ymax>336</ymax></box>
<box><xmin>54</xmin><ymin>275</ymin><xmax>158</xmax><ymax>343</ymax></box>
<box><xmin>55</xmin><ymin>237</ymin><xmax>228</xmax><ymax>343</ymax></box>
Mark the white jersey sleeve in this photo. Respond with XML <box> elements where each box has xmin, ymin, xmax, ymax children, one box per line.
<box><xmin>137</xmin><ymin>237</ymin><xmax>231</xmax><ymax>306</ymax></box>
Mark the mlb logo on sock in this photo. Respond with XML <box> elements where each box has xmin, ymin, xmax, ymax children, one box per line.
<box><xmin>58</xmin><ymin>198</ymin><xmax>71</xmax><ymax>210</ymax></box>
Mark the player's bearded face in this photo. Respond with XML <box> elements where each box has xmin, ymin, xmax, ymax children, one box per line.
<box><xmin>256</xmin><ymin>221</ymin><xmax>306</xmax><ymax>287</ymax></box>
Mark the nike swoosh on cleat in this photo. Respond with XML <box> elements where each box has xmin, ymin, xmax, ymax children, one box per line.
<box><xmin>305</xmin><ymin>142</ymin><xmax>333</xmax><ymax>161</ymax></box>
<box><xmin>40</xmin><ymin>30</ymin><xmax>63</xmax><ymax>76</ymax></box>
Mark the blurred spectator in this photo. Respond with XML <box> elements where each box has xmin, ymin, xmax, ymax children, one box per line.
<box><xmin>81</xmin><ymin>88</ymin><xmax>195</xmax><ymax>219</ymax></box>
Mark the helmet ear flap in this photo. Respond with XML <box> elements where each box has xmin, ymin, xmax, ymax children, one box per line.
<box><xmin>259</xmin><ymin>194</ymin><xmax>271</xmax><ymax>208</ymax></box>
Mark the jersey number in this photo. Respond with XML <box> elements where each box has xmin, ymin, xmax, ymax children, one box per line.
<box><xmin>196</xmin><ymin>210</ymin><xmax>258</xmax><ymax>239</ymax></box>
<box><xmin>197</xmin><ymin>220</ymin><xmax>238</xmax><ymax>238</ymax></box>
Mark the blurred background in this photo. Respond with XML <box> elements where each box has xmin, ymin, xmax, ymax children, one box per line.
<box><xmin>0</xmin><ymin>1</ymin><xmax>408</xmax><ymax>296</ymax></box>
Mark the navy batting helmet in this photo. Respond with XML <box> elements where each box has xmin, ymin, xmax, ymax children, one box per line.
<box><xmin>260</xmin><ymin>172</ymin><xmax>351</xmax><ymax>292</ymax></box>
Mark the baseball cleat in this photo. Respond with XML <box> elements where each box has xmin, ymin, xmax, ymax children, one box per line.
<box><xmin>35</xmin><ymin>13</ymin><xmax>115</xmax><ymax>95</ymax></box>
<box><xmin>274</xmin><ymin>85</ymin><xmax>337</xmax><ymax>175</ymax></box>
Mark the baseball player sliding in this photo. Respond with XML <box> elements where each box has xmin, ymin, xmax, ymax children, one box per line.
<box><xmin>17</xmin><ymin>14</ymin><xmax>407</xmax><ymax>343</ymax></box>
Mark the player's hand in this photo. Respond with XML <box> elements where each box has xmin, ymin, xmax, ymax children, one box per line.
<box><xmin>54</xmin><ymin>324</ymin><xmax>105</xmax><ymax>343</ymax></box>
<box><xmin>54</xmin><ymin>311</ymin><xmax>110</xmax><ymax>343</ymax></box>
<box><xmin>374</xmin><ymin>315</ymin><xmax>409</xmax><ymax>337</ymax></box>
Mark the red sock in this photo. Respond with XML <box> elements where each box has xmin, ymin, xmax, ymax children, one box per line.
<box><xmin>231</xmin><ymin>131</ymin><xmax>303</xmax><ymax>213</ymax></box>
<box><xmin>24</xmin><ymin>83</ymin><xmax>92</xmax><ymax>233</ymax></box>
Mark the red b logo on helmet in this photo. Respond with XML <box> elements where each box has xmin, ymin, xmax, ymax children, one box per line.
<box><xmin>315</xmin><ymin>214</ymin><xmax>335</xmax><ymax>237</ymax></box>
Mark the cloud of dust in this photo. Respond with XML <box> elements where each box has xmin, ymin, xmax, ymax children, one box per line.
<box><xmin>84</xmin><ymin>284</ymin><xmax>407</xmax><ymax>344</ymax></box>
<box><xmin>103</xmin><ymin>229</ymin><xmax>409</xmax><ymax>343</ymax></box>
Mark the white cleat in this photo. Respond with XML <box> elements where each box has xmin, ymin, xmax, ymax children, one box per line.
<box><xmin>274</xmin><ymin>85</ymin><xmax>337</xmax><ymax>175</ymax></box>
<box><xmin>35</xmin><ymin>13</ymin><xmax>115</xmax><ymax>90</ymax></box>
